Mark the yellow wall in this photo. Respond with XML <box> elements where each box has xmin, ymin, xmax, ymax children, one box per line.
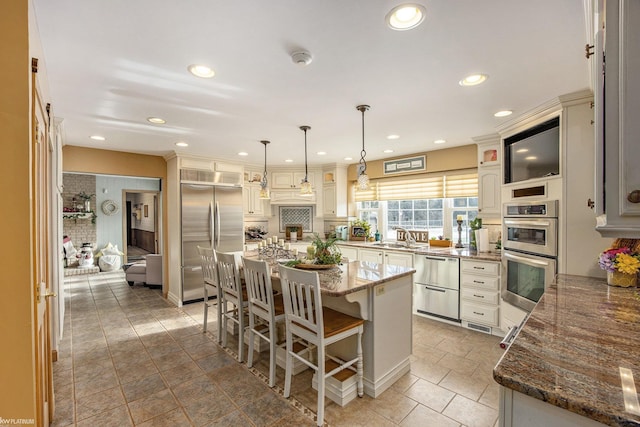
<box><xmin>63</xmin><ymin>146</ymin><xmax>170</xmax><ymax>296</ymax></box>
<box><xmin>0</xmin><ymin>0</ymin><xmax>37</xmax><ymax>421</ymax></box>
<box><xmin>346</xmin><ymin>144</ymin><xmax>477</xmax><ymax>181</ymax></box>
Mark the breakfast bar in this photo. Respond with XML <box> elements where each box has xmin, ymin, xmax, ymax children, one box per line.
<box><xmin>256</xmin><ymin>254</ymin><xmax>416</xmax><ymax>400</ymax></box>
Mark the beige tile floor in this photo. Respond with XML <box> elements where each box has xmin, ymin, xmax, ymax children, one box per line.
<box><xmin>52</xmin><ymin>271</ymin><xmax>503</xmax><ymax>427</ymax></box>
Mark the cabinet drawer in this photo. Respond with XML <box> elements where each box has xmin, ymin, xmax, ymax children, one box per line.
<box><xmin>461</xmin><ymin>302</ymin><xmax>499</xmax><ymax>327</ymax></box>
<box><xmin>461</xmin><ymin>260</ymin><xmax>499</xmax><ymax>276</ymax></box>
<box><xmin>461</xmin><ymin>288</ymin><xmax>500</xmax><ymax>305</ymax></box>
<box><xmin>460</xmin><ymin>274</ymin><xmax>500</xmax><ymax>291</ymax></box>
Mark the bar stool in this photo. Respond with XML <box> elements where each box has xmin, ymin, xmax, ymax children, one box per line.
<box><xmin>242</xmin><ymin>257</ymin><xmax>285</xmax><ymax>387</ymax></box>
<box><xmin>216</xmin><ymin>251</ymin><xmax>248</xmax><ymax>363</ymax></box>
<box><xmin>278</xmin><ymin>265</ymin><xmax>364</xmax><ymax>427</ymax></box>
<box><xmin>196</xmin><ymin>246</ymin><xmax>222</xmax><ymax>342</ymax></box>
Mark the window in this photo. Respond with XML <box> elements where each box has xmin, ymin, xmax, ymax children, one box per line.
<box><xmin>357</xmin><ymin>197</ymin><xmax>477</xmax><ymax>243</ymax></box>
<box><xmin>354</xmin><ymin>171</ymin><xmax>478</xmax><ymax>243</ymax></box>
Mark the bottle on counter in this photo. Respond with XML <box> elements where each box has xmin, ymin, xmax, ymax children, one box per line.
<box><xmin>374</xmin><ymin>229</ymin><xmax>381</xmax><ymax>241</ymax></box>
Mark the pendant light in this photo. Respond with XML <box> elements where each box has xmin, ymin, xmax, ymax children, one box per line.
<box><xmin>299</xmin><ymin>125</ymin><xmax>313</xmax><ymax>195</ymax></box>
<box><xmin>356</xmin><ymin>105</ymin><xmax>371</xmax><ymax>190</ymax></box>
<box><xmin>259</xmin><ymin>140</ymin><xmax>270</xmax><ymax>199</ymax></box>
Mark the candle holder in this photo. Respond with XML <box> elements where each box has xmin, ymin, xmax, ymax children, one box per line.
<box><xmin>258</xmin><ymin>242</ymin><xmax>297</xmax><ymax>263</ymax></box>
<box><xmin>455</xmin><ymin>219</ymin><xmax>464</xmax><ymax>248</ymax></box>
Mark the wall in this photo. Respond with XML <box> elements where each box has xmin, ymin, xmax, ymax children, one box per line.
<box><xmin>0</xmin><ymin>0</ymin><xmax>41</xmax><ymax>421</ymax></box>
<box><xmin>62</xmin><ymin>174</ymin><xmax>96</xmax><ymax>264</ymax></box>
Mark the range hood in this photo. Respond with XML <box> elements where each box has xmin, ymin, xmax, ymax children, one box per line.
<box><xmin>268</xmin><ymin>190</ymin><xmax>316</xmax><ymax>205</ymax></box>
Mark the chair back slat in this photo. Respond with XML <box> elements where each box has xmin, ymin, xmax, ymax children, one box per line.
<box><xmin>278</xmin><ymin>265</ymin><xmax>323</xmax><ymax>337</ymax></box>
<box><xmin>197</xmin><ymin>246</ymin><xmax>217</xmax><ymax>287</ymax></box>
<box><xmin>216</xmin><ymin>251</ymin><xmax>242</xmax><ymax>299</ymax></box>
<box><xmin>242</xmin><ymin>257</ymin><xmax>274</xmax><ymax>318</ymax></box>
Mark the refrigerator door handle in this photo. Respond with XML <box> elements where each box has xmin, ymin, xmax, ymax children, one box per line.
<box><xmin>208</xmin><ymin>201</ymin><xmax>214</xmax><ymax>246</ymax></box>
<box><xmin>214</xmin><ymin>200</ymin><xmax>221</xmax><ymax>248</ymax></box>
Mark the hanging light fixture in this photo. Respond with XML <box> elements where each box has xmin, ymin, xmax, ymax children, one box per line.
<box><xmin>356</xmin><ymin>105</ymin><xmax>371</xmax><ymax>190</ymax></box>
<box><xmin>259</xmin><ymin>140</ymin><xmax>271</xmax><ymax>199</ymax></box>
<box><xmin>299</xmin><ymin>125</ymin><xmax>314</xmax><ymax>195</ymax></box>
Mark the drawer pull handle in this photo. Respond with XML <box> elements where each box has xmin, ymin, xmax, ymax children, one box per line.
<box><xmin>473</xmin><ymin>280</ymin><xmax>485</xmax><ymax>284</ymax></box>
<box><xmin>473</xmin><ymin>294</ymin><xmax>485</xmax><ymax>298</ymax></box>
<box><xmin>473</xmin><ymin>266</ymin><xmax>485</xmax><ymax>270</ymax></box>
<box><xmin>473</xmin><ymin>311</ymin><xmax>484</xmax><ymax>316</ymax></box>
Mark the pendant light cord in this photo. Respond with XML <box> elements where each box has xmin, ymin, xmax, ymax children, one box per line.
<box><xmin>300</xmin><ymin>126</ymin><xmax>311</xmax><ymax>181</ymax></box>
<box><xmin>260</xmin><ymin>140</ymin><xmax>270</xmax><ymax>186</ymax></box>
<box><xmin>356</xmin><ymin>105</ymin><xmax>370</xmax><ymax>173</ymax></box>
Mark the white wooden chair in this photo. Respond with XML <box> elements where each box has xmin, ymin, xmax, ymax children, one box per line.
<box><xmin>196</xmin><ymin>246</ymin><xmax>222</xmax><ymax>342</ymax></box>
<box><xmin>242</xmin><ymin>257</ymin><xmax>285</xmax><ymax>387</ymax></box>
<box><xmin>216</xmin><ymin>250</ymin><xmax>248</xmax><ymax>363</ymax></box>
<box><xmin>278</xmin><ymin>265</ymin><xmax>364</xmax><ymax>426</ymax></box>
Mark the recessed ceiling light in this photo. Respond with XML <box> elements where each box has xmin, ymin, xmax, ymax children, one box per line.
<box><xmin>384</xmin><ymin>149</ymin><xmax>394</xmax><ymax>153</ymax></box>
<box><xmin>434</xmin><ymin>139</ymin><xmax>446</xmax><ymax>144</ymax></box>
<box><xmin>386</xmin><ymin>4</ymin><xmax>426</xmax><ymax>31</ymax></box>
<box><xmin>188</xmin><ymin>64</ymin><xmax>215</xmax><ymax>78</ymax></box>
<box><xmin>90</xmin><ymin>135</ymin><xmax>105</xmax><ymax>141</ymax></box>
<box><xmin>238</xmin><ymin>152</ymin><xmax>248</xmax><ymax>156</ymax></box>
<box><xmin>494</xmin><ymin>110</ymin><xmax>513</xmax><ymax>117</ymax></box>
<box><xmin>525</xmin><ymin>156</ymin><xmax>538</xmax><ymax>160</ymax></box>
<box><xmin>175</xmin><ymin>141</ymin><xmax>189</xmax><ymax>147</ymax></box>
<box><xmin>387</xmin><ymin>134</ymin><xmax>400</xmax><ymax>140</ymax></box>
<box><xmin>285</xmin><ymin>159</ymin><xmax>293</xmax><ymax>163</ymax></box>
<box><xmin>147</xmin><ymin>117</ymin><xmax>166</xmax><ymax>124</ymax></box>
<box><xmin>344</xmin><ymin>157</ymin><xmax>353</xmax><ymax>161</ymax></box>
<box><xmin>459</xmin><ymin>74</ymin><xmax>488</xmax><ymax>86</ymax></box>
<box><xmin>516</xmin><ymin>148</ymin><xmax>529</xmax><ymax>153</ymax></box>
<box><xmin>317</xmin><ymin>151</ymin><xmax>326</xmax><ymax>155</ymax></box>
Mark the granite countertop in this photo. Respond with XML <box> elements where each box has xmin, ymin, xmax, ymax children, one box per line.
<box><xmin>336</xmin><ymin>240</ymin><xmax>502</xmax><ymax>262</ymax></box>
<box><xmin>244</xmin><ymin>251</ymin><xmax>415</xmax><ymax>297</ymax></box>
<box><xmin>493</xmin><ymin>274</ymin><xmax>640</xmax><ymax>426</ymax></box>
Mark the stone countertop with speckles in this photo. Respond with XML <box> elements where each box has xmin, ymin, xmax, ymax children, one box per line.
<box><xmin>493</xmin><ymin>274</ymin><xmax>640</xmax><ymax>427</ymax></box>
<box><xmin>336</xmin><ymin>240</ymin><xmax>502</xmax><ymax>262</ymax></box>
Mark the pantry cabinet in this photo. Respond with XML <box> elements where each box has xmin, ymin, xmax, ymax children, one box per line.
<box><xmin>595</xmin><ymin>0</ymin><xmax>640</xmax><ymax>237</ymax></box>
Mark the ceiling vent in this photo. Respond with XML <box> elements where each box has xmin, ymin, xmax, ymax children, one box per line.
<box><xmin>291</xmin><ymin>50</ymin><xmax>313</xmax><ymax>66</ymax></box>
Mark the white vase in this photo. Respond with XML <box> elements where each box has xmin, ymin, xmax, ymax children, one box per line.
<box><xmin>84</xmin><ymin>200</ymin><xmax>91</xmax><ymax>212</ymax></box>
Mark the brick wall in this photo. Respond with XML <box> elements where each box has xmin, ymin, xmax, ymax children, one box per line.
<box><xmin>62</xmin><ymin>174</ymin><xmax>96</xmax><ymax>265</ymax></box>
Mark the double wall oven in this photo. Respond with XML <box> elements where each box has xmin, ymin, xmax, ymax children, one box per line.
<box><xmin>501</xmin><ymin>200</ymin><xmax>558</xmax><ymax>312</ymax></box>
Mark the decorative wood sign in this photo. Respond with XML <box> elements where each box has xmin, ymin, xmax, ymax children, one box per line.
<box><xmin>396</xmin><ymin>229</ymin><xmax>429</xmax><ymax>243</ymax></box>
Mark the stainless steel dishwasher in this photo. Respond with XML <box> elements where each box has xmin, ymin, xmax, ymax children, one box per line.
<box><xmin>413</xmin><ymin>255</ymin><xmax>460</xmax><ymax>322</ymax></box>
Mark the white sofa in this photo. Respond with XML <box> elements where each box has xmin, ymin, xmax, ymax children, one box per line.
<box><xmin>125</xmin><ymin>254</ymin><xmax>162</xmax><ymax>288</ymax></box>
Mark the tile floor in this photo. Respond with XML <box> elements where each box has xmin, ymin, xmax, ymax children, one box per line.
<box><xmin>52</xmin><ymin>271</ymin><xmax>503</xmax><ymax>427</ymax></box>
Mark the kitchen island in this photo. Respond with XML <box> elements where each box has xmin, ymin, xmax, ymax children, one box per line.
<box><xmin>493</xmin><ymin>274</ymin><xmax>640</xmax><ymax>427</ymax></box>
<box><xmin>247</xmin><ymin>252</ymin><xmax>416</xmax><ymax>400</ymax></box>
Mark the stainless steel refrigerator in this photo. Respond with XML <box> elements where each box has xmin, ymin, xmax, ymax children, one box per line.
<box><xmin>181</xmin><ymin>179</ymin><xmax>243</xmax><ymax>303</ymax></box>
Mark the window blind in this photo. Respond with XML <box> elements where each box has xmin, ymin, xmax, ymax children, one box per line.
<box><xmin>354</xmin><ymin>170</ymin><xmax>477</xmax><ymax>202</ymax></box>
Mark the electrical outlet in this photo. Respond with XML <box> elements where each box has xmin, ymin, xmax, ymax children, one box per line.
<box><xmin>375</xmin><ymin>286</ymin><xmax>385</xmax><ymax>296</ymax></box>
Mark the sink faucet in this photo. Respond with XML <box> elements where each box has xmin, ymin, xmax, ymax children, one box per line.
<box><xmin>396</xmin><ymin>227</ymin><xmax>416</xmax><ymax>246</ymax></box>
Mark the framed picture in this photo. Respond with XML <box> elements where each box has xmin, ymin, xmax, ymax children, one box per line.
<box><xmin>143</xmin><ymin>205</ymin><xmax>148</xmax><ymax>217</ymax></box>
<box><xmin>350</xmin><ymin>226</ymin><xmax>366</xmax><ymax>241</ymax></box>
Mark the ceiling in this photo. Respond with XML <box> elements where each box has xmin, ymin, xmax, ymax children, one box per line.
<box><xmin>32</xmin><ymin>0</ymin><xmax>590</xmax><ymax>168</ymax></box>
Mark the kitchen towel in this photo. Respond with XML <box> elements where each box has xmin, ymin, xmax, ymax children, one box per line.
<box><xmin>475</xmin><ymin>228</ymin><xmax>490</xmax><ymax>252</ymax></box>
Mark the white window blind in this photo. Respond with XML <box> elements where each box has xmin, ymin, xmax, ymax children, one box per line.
<box><xmin>354</xmin><ymin>170</ymin><xmax>477</xmax><ymax>202</ymax></box>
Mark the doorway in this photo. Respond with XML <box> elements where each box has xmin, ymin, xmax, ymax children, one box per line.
<box><xmin>124</xmin><ymin>191</ymin><xmax>159</xmax><ymax>263</ymax></box>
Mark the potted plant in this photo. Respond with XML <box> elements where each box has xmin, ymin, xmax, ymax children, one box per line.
<box><xmin>77</xmin><ymin>191</ymin><xmax>95</xmax><ymax>212</ymax></box>
<box><xmin>598</xmin><ymin>246</ymin><xmax>640</xmax><ymax>287</ymax></box>
<box><xmin>349</xmin><ymin>219</ymin><xmax>371</xmax><ymax>241</ymax></box>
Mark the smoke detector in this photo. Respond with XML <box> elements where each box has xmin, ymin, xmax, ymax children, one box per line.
<box><xmin>291</xmin><ymin>50</ymin><xmax>313</xmax><ymax>66</ymax></box>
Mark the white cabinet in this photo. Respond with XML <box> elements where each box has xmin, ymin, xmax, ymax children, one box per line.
<box><xmin>473</xmin><ymin>135</ymin><xmax>501</xmax><ymax>218</ymax></box>
<box><xmin>384</xmin><ymin>251</ymin><xmax>413</xmax><ymax>268</ymax></box>
<box><xmin>272</xmin><ymin>171</ymin><xmax>314</xmax><ymax>189</ymax></box>
<box><xmin>243</xmin><ymin>185</ymin><xmax>265</xmax><ymax>217</ymax></box>
<box><xmin>269</xmin><ymin>189</ymin><xmax>316</xmax><ymax>204</ymax></box>
<box><xmin>595</xmin><ymin>0</ymin><xmax>640</xmax><ymax>237</ymax></box>
<box><xmin>359</xmin><ymin>249</ymin><xmax>384</xmax><ymax>264</ymax></box>
<box><xmin>460</xmin><ymin>259</ymin><xmax>501</xmax><ymax>331</ymax></box>
<box><xmin>336</xmin><ymin>244</ymin><xmax>358</xmax><ymax>262</ymax></box>
<box><xmin>322</xmin><ymin>165</ymin><xmax>348</xmax><ymax>217</ymax></box>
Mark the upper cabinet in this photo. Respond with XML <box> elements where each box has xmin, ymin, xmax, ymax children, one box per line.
<box><xmin>272</xmin><ymin>171</ymin><xmax>314</xmax><ymax>189</ymax></box>
<box><xmin>473</xmin><ymin>134</ymin><xmax>501</xmax><ymax>218</ymax></box>
<box><xmin>594</xmin><ymin>0</ymin><xmax>640</xmax><ymax>237</ymax></box>
<box><xmin>322</xmin><ymin>165</ymin><xmax>348</xmax><ymax>217</ymax></box>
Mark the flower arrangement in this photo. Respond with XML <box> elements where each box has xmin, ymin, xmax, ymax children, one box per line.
<box><xmin>598</xmin><ymin>247</ymin><xmax>640</xmax><ymax>275</ymax></box>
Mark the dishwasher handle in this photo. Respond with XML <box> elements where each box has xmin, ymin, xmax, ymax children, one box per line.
<box><xmin>422</xmin><ymin>285</ymin><xmax>446</xmax><ymax>293</ymax></box>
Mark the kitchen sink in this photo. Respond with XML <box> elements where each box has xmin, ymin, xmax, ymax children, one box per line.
<box><xmin>372</xmin><ymin>242</ymin><xmax>421</xmax><ymax>249</ymax></box>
